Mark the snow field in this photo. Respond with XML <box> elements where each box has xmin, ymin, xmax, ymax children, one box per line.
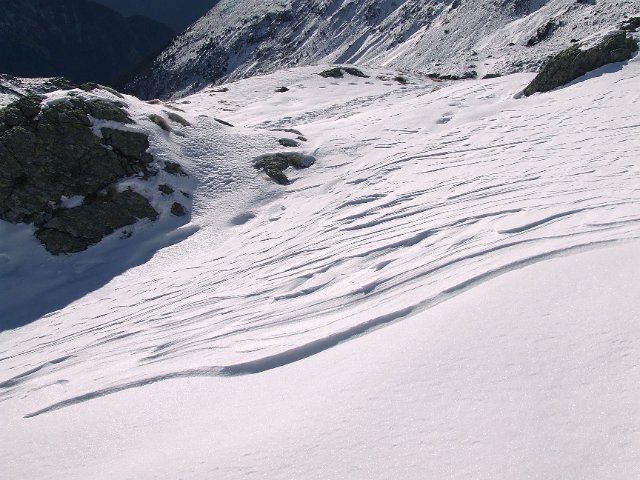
<box><xmin>2</xmin><ymin>55</ymin><xmax>640</xmax><ymax>478</ymax></box>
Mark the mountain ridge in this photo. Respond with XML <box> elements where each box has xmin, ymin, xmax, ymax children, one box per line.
<box><xmin>125</xmin><ymin>0</ymin><xmax>640</xmax><ymax>99</ymax></box>
<box><xmin>0</xmin><ymin>0</ymin><xmax>175</xmax><ymax>86</ymax></box>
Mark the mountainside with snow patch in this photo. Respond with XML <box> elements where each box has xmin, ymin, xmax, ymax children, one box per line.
<box><xmin>2</xmin><ymin>2</ymin><xmax>640</xmax><ymax>478</ymax></box>
<box><xmin>127</xmin><ymin>0</ymin><xmax>640</xmax><ymax>98</ymax></box>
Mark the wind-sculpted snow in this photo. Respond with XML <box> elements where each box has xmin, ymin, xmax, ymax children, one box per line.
<box><xmin>2</xmin><ymin>60</ymin><xmax>640</xmax><ymax>416</ymax></box>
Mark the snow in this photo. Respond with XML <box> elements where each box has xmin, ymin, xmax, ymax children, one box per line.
<box><xmin>3</xmin><ymin>241</ymin><xmax>639</xmax><ymax>479</ymax></box>
<box><xmin>2</xmin><ymin>52</ymin><xmax>640</xmax><ymax>477</ymax></box>
<box><xmin>131</xmin><ymin>0</ymin><xmax>640</xmax><ymax>98</ymax></box>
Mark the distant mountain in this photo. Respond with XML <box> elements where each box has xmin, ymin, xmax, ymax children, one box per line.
<box><xmin>0</xmin><ymin>0</ymin><xmax>175</xmax><ymax>86</ymax></box>
<box><xmin>125</xmin><ymin>0</ymin><xmax>639</xmax><ymax>99</ymax></box>
<box><xmin>93</xmin><ymin>0</ymin><xmax>219</xmax><ymax>32</ymax></box>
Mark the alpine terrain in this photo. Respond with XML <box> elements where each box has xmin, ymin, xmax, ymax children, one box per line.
<box><xmin>1</xmin><ymin>0</ymin><xmax>640</xmax><ymax>478</ymax></box>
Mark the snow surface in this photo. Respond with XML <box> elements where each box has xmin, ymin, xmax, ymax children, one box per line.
<box><xmin>2</xmin><ymin>54</ymin><xmax>640</xmax><ymax>477</ymax></box>
<box><xmin>3</xmin><ymin>241</ymin><xmax>640</xmax><ymax>479</ymax></box>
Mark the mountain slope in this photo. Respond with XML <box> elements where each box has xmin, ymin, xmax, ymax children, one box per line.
<box><xmin>126</xmin><ymin>0</ymin><xmax>640</xmax><ymax>99</ymax></box>
<box><xmin>1</xmin><ymin>56</ymin><xmax>640</xmax><ymax>477</ymax></box>
<box><xmin>0</xmin><ymin>0</ymin><xmax>175</xmax><ymax>86</ymax></box>
<box><xmin>3</xmin><ymin>52</ymin><xmax>640</xmax><ymax>395</ymax></box>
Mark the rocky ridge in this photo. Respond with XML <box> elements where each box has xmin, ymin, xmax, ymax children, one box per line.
<box><xmin>0</xmin><ymin>87</ymin><xmax>192</xmax><ymax>254</ymax></box>
<box><xmin>126</xmin><ymin>0</ymin><xmax>640</xmax><ymax>99</ymax></box>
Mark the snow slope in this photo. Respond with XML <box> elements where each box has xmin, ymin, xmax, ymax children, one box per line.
<box><xmin>127</xmin><ymin>0</ymin><xmax>640</xmax><ymax>98</ymax></box>
<box><xmin>2</xmin><ymin>54</ymin><xmax>640</xmax><ymax>477</ymax></box>
<box><xmin>4</xmin><ymin>241</ymin><xmax>639</xmax><ymax>479</ymax></box>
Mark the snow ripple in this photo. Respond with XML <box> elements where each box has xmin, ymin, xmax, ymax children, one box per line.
<box><xmin>3</xmin><ymin>62</ymin><xmax>640</xmax><ymax>414</ymax></box>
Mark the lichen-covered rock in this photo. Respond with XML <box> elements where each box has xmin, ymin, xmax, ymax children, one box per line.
<box><xmin>253</xmin><ymin>152</ymin><xmax>316</xmax><ymax>185</ymax></box>
<box><xmin>149</xmin><ymin>113</ymin><xmax>171</xmax><ymax>131</ymax></box>
<box><xmin>170</xmin><ymin>202</ymin><xmax>186</xmax><ymax>217</ymax></box>
<box><xmin>35</xmin><ymin>189</ymin><xmax>158</xmax><ymax>255</ymax></box>
<box><xmin>526</xmin><ymin>20</ymin><xmax>558</xmax><ymax>47</ymax></box>
<box><xmin>158</xmin><ymin>184</ymin><xmax>174</xmax><ymax>195</ymax></box>
<box><xmin>278</xmin><ymin>138</ymin><xmax>299</xmax><ymax>147</ymax></box>
<box><xmin>0</xmin><ymin>94</ymin><xmax>161</xmax><ymax>254</ymax></box>
<box><xmin>79</xmin><ymin>83</ymin><xmax>125</xmax><ymax>99</ymax></box>
<box><xmin>163</xmin><ymin>161</ymin><xmax>188</xmax><ymax>176</ymax></box>
<box><xmin>523</xmin><ymin>32</ymin><xmax>638</xmax><ymax>96</ymax></box>
<box><xmin>620</xmin><ymin>17</ymin><xmax>640</xmax><ymax>32</ymax></box>
<box><xmin>319</xmin><ymin>66</ymin><xmax>369</xmax><ymax>78</ymax></box>
<box><xmin>101</xmin><ymin>128</ymin><xmax>153</xmax><ymax>164</ymax></box>
<box><xmin>86</xmin><ymin>99</ymin><xmax>132</xmax><ymax>123</ymax></box>
<box><xmin>165</xmin><ymin>111</ymin><xmax>191</xmax><ymax>127</ymax></box>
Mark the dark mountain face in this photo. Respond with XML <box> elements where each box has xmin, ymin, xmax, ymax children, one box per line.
<box><xmin>0</xmin><ymin>0</ymin><xmax>175</xmax><ymax>86</ymax></box>
<box><xmin>92</xmin><ymin>0</ymin><xmax>219</xmax><ymax>32</ymax></box>
<box><xmin>125</xmin><ymin>0</ymin><xmax>637</xmax><ymax>100</ymax></box>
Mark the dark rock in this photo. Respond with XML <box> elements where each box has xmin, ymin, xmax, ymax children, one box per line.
<box><xmin>342</xmin><ymin>67</ymin><xmax>369</xmax><ymax>78</ymax></box>
<box><xmin>526</xmin><ymin>20</ymin><xmax>558</xmax><ymax>47</ymax></box>
<box><xmin>319</xmin><ymin>66</ymin><xmax>368</xmax><ymax>78</ymax></box>
<box><xmin>0</xmin><ymin>94</ymin><xmax>161</xmax><ymax>253</ymax></box>
<box><xmin>428</xmin><ymin>71</ymin><xmax>477</xmax><ymax>81</ymax></box>
<box><xmin>275</xmin><ymin>128</ymin><xmax>304</xmax><ymax>136</ymax></box>
<box><xmin>43</xmin><ymin>77</ymin><xmax>77</xmax><ymax>92</ymax></box>
<box><xmin>524</xmin><ymin>32</ymin><xmax>638</xmax><ymax>96</ymax></box>
<box><xmin>101</xmin><ymin>128</ymin><xmax>153</xmax><ymax>163</ymax></box>
<box><xmin>158</xmin><ymin>184</ymin><xmax>174</xmax><ymax>195</ymax></box>
<box><xmin>149</xmin><ymin>113</ymin><xmax>171</xmax><ymax>131</ymax></box>
<box><xmin>278</xmin><ymin>138</ymin><xmax>299</xmax><ymax>147</ymax></box>
<box><xmin>482</xmin><ymin>73</ymin><xmax>502</xmax><ymax>79</ymax></box>
<box><xmin>393</xmin><ymin>75</ymin><xmax>409</xmax><ymax>84</ymax></box>
<box><xmin>319</xmin><ymin>68</ymin><xmax>344</xmax><ymax>78</ymax></box>
<box><xmin>170</xmin><ymin>202</ymin><xmax>187</xmax><ymax>216</ymax></box>
<box><xmin>214</xmin><ymin>117</ymin><xmax>234</xmax><ymax>127</ymax></box>
<box><xmin>275</xmin><ymin>86</ymin><xmax>289</xmax><ymax>93</ymax></box>
<box><xmin>620</xmin><ymin>17</ymin><xmax>640</xmax><ymax>32</ymax></box>
<box><xmin>87</xmin><ymin>99</ymin><xmax>132</xmax><ymax>123</ymax></box>
<box><xmin>80</xmin><ymin>83</ymin><xmax>125</xmax><ymax>98</ymax></box>
<box><xmin>253</xmin><ymin>152</ymin><xmax>315</xmax><ymax>185</ymax></box>
<box><xmin>165</xmin><ymin>111</ymin><xmax>191</xmax><ymax>126</ymax></box>
<box><xmin>35</xmin><ymin>189</ymin><xmax>158</xmax><ymax>255</ymax></box>
<box><xmin>163</xmin><ymin>161</ymin><xmax>188</xmax><ymax>176</ymax></box>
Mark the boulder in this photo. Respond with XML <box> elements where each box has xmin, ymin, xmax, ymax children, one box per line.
<box><xmin>253</xmin><ymin>152</ymin><xmax>316</xmax><ymax>185</ymax></box>
<box><xmin>278</xmin><ymin>138</ymin><xmax>299</xmax><ymax>147</ymax></box>
<box><xmin>524</xmin><ymin>32</ymin><xmax>638</xmax><ymax>96</ymax></box>
<box><xmin>0</xmin><ymin>94</ymin><xmax>160</xmax><ymax>254</ymax></box>
<box><xmin>35</xmin><ymin>189</ymin><xmax>158</xmax><ymax>255</ymax></box>
<box><xmin>319</xmin><ymin>67</ymin><xmax>368</xmax><ymax>78</ymax></box>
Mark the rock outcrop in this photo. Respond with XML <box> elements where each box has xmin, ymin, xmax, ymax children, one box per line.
<box><xmin>523</xmin><ymin>31</ymin><xmax>638</xmax><ymax>96</ymax></box>
<box><xmin>253</xmin><ymin>152</ymin><xmax>316</xmax><ymax>185</ymax></box>
<box><xmin>0</xmin><ymin>94</ymin><xmax>160</xmax><ymax>254</ymax></box>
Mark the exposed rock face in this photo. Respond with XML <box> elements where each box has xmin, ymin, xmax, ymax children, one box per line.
<box><xmin>523</xmin><ymin>31</ymin><xmax>638</xmax><ymax>95</ymax></box>
<box><xmin>253</xmin><ymin>152</ymin><xmax>316</xmax><ymax>185</ymax></box>
<box><xmin>125</xmin><ymin>0</ymin><xmax>636</xmax><ymax>99</ymax></box>
<box><xmin>35</xmin><ymin>189</ymin><xmax>158</xmax><ymax>255</ymax></box>
<box><xmin>526</xmin><ymin>20</ymin><xmax>558</xmax><ymax>47</ymax></box>
<box><xmin>318</xmin><ymin>67</ymin><xmax>369</xmax><ymax>78</ymax></box>
<box><xmin>0</xmin><ymin>94</ymin><xmax>159</xmax><ymax>254</ymax></box>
